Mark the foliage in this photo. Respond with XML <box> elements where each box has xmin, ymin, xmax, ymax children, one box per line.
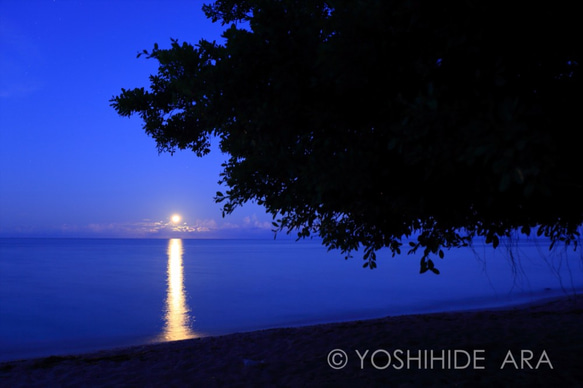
<box><xmin>111</xmin><ymin>0</ymin><xmax>582</xmax><ymax>271</ymax></box>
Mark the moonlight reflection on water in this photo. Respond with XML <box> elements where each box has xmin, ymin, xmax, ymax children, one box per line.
<box><xmin>162</xmin><ymin>238</ymin><xmax>196</xmax><ymax>341</ymax></box>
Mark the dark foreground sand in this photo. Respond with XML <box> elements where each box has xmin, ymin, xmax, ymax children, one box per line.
<box><xmin>1</xmin><ymin>296</ymin><xmax>581</xmax><ymax>387</ymax></box>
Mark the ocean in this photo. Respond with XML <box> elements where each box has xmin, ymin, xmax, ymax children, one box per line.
<box><xmin>0</xmin><ymin>237</ymin><xmax>581</xmax><ymax>362</ymax></box>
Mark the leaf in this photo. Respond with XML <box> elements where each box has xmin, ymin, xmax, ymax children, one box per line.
<box><xmin>498</xmin><ymin>173</ymin><xmax>511</xmax><ymax>192</ymax></box>
<box><xmin>431</xmin><ymin>268</ymin><xmax>440</xmax><ymax>275</ymax></box>
<box><xmin>492</xmin><ymin>235</ymin><xmax>499</xmax><ymax>249</ymax></box>
<box><xmin>438</xmin><ymin>249</ymin><xmax>444</xmax><ymax>259</ymax></box>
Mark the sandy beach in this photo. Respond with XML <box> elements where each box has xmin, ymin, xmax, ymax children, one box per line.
<box><xmin>1</xmin><ymin>295</ymin><xmax>581</xmax><ymax>387</ymax></box>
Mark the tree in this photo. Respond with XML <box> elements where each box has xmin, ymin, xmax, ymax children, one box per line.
<box><xmin>111</xmin><ymin>0</ymin><xmax>582</xmax><ymax>272</ymax></box>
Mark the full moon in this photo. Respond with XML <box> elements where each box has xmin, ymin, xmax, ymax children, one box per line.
<box><xmin>171</xmin><ymin>214</ymin><xmax>181</xmax><ymax>223</ymax></box>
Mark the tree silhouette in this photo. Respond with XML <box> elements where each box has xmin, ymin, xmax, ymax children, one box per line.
<box><xmin>111</xmin><ymin>0</ymin><xmax>582</xmax><ymax>271</ymax></box>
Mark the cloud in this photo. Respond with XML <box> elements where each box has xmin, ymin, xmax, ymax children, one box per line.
<box><xmin>242</xmin><ymin>214</ymin><xmax>273</xmax><ymax>230</ymax></box>
<box><xmin>169</xmin><ymin>218</ymin><xmax>218</xmax><ymax>233</ymax></box>
<box><xmin>79</xmin><ymin>219</ymin><xmax>220</xmax><ymax>237</ymax></box>
<box><xmin>44</xmin><ymin>216</ymin><xmax>271</xmax><ymax>238</ymax></box>
<box><xmin>0</xmin><ymin>214</ymin><xmax>276</xmax><ymax>239</ymax></box>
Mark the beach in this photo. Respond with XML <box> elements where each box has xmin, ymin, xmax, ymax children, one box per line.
<box><xmin>0</xmin><ymin>295</ymin><xmax>581</xmax><ymax>387</ymax></box>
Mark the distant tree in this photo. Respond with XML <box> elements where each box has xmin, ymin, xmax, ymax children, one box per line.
<box><xmin>111</xmin><ymin>0</ymin><xmax>582</xmax><ymax>272</ymax></box>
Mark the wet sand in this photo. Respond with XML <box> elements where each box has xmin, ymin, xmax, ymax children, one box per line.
<box><xmin>1</xmin><ymin>295</ymin><xmax>581</xmax><ymax>387</ymax></box>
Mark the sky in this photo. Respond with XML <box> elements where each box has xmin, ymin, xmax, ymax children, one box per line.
<box><xmin>0</xmin><ymin>0</ymin><xmax>275</xmax><ymax>239</ymax></box>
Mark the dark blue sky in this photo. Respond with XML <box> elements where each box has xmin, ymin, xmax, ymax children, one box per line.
<box><xmin>0</xmin><ymin>0</ymin><xmax>272</xmax><ymax>238</ymax></box>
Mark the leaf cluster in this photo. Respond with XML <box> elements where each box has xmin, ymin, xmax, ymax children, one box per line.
<box><xmin>111</xmin><ymin>0</ymin><xmax>582</xmax><ymax>272</ymax></box>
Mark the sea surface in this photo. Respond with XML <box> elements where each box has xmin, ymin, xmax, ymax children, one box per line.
<box><xmin>0</xmin><ymin>237</ymin><xmax>582</xmax><ymax>362</ymax></box>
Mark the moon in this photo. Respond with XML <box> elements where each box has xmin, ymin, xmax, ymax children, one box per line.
<box><xmin>171</xmin><ymin>214</ymin><xmax>181</xmax><ymax>223</ymax></box>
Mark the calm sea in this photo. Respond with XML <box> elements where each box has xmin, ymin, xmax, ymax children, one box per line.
<box><xmin>0</xmin><ymin>237</ymin><xmax>581</xmax><ymax>361</ymax></box>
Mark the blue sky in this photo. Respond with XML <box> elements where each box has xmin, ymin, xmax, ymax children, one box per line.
<box><xmin>0</xmin><ymin>0</ymin><xmax>274</xmax><ymax>238</ymax></box>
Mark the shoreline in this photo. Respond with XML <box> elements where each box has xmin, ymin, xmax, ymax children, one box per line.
<box><xmin>1</xmin><ymin>295</ymin><xmax>581</xmax><ymax>387</ymax></box>
<box><xmin>2</xmin><ymin>288</ymin><xmax>578</xmax><ymax>364</ymax></box>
